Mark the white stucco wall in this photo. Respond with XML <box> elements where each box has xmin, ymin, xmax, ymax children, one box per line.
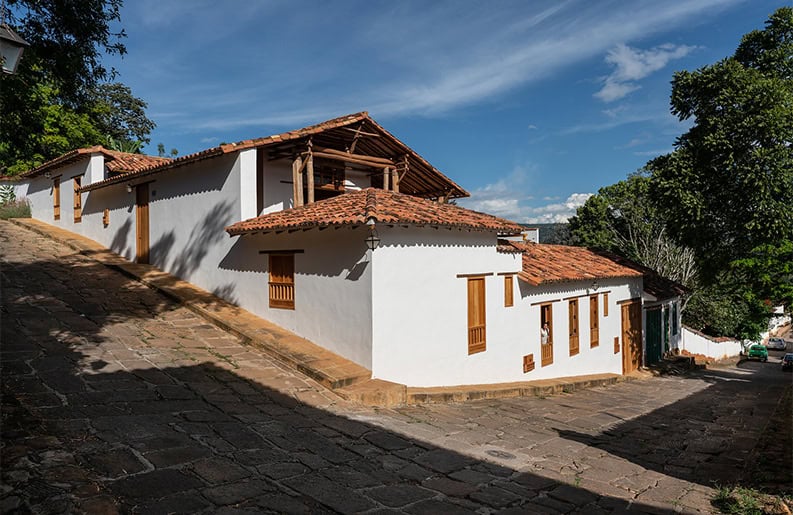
<box><xmin>681</xmin><ymin>328</ymin><xmax>742</xmax><ymax>359</ymax></box>
<box><xmin>0</xmin><ymin>179</ymin><xmax>29</xmax><ymax>200</ymax></box>
<box><xmin>223</xmin><ymin>227</ymin><xmax>374</xmax><ymax>367</ymax></box>
<box><xmin>370</xmin><ymin>227</ymin><xmax>643</xmax><ymax>386</ymax></box>
<box><xmin>26</xmin><ymin>160</ymin><xmax>91</xmax><ymax>231</ymax></box>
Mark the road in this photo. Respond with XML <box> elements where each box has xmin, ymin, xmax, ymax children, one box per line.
<box><xmin>1</xmin><ymin>220</ymin><xmax>790</xmax><ymax>514</ymax></box>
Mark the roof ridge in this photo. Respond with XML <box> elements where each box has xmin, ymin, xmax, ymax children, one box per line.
<box><xmin>363</xmin><ymin>188</ymin><xmax>379</xmax><ymax>222</ymax></box>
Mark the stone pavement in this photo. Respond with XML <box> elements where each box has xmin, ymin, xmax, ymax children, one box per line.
<box><xmin>2</xmin><ymin>220</ymin><xmax>790</xmax><ymax>514</ymax></box>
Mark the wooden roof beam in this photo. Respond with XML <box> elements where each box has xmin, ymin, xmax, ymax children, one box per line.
<box><xmin>313</xmin><ymin>147</ymin><xmax>394</xmax><ymax>166</ymax></box>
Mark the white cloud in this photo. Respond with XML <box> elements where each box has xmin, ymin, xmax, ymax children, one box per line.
<box><xmin>520</xmin><ymin>193</ymin><xmax>594</xmax><ymax>224</ymax></box>
<box><xmin>459</xmin><ymin>165</ymin><xmax>592</xmax><ymax>223</ymax></box>
<box><xmin>121</xmin><ymin>0</ymin><xmax>739</xmax><ymax>133</ymax></box>
<box><xmin>594</xmin><ymin>43</ymin><xmax>697</xmax><ymax>102</ymax></box>
<box><xmin>633</xmin><ymin>148</ymin><xmax>673</xmax><ymax>156</ymax></box>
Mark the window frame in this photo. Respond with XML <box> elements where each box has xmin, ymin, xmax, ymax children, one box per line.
<box><xmin>590</xmin><ymin>295</ymin><xmax>599</xmax><ymax>348</ymax></box>
<box><xmin>503</xmin><ymin>274</ymin><xmax>514</xmax><ymax>307</ymax></box>
<box><xmin>268</xmin><ymin>253</ymin><xmax>295</xmax><ymax>310</ymax></box>
<box><xmin>540</xmin><ymin>303</ymin><xmax>554</xmax><ymax>366</ymax></box>
<box><xmin>467</xmin><ymin>276</ymin><xmax>487</xmax><ymax>355</ymax></box>
<box><xmin>569</xmin><ymin>298</ymin><xmax>580</xmax><ymax>356</ymax></box>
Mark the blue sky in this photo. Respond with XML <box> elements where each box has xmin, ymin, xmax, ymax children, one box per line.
<box><xmin>104</xmin><ymin>0</ymin><xmax>781</xmax><ymax>223</ymax></box>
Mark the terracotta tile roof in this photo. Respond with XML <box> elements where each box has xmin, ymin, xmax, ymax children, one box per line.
<box><xmin>226</xmin><ymin>188</ymin><xmax>523</xmax><ymax>236</ymax></box>
<box><xmin>510</xmin><ymin>242</ymin><xmax>644</xmax><ymax>286</ymax></box>
<box><xmin>101</xmin><ymin>149</ymin><xmax>171</xmax><ymax>173</ymax></box>
<box><xmin>20</xmin><ymin>146</ymin><xmax>169</xmax><ymax>178</ymax></box>
<box><xmin>80</xmin><ymin>112</ymin><xmax>468</xmax><ymax>199</ymax></box>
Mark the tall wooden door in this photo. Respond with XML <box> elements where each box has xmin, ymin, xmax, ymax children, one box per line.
<box><xmin>621</xmin><ymin>300</ymin><xmax>643</xmax><ymax>373</ymax></box>
<box><xmin>645</xmin><ymin>308</ymin><xmax>662</xmax><ymax>365</ymax></box>
<box><xmin>135</xmin><ymin>184</ymin><xmax>150</xmax><ymax>264</ymax></box>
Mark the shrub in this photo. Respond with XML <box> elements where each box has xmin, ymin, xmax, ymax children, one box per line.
<box><xmin>0</xmin><ymin>198</ymin><xmax>32</xmax><ymax>219</ymax></box>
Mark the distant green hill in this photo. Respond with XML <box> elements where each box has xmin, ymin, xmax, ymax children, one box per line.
<box><xmin>521</xmin><ymin>223</ymin><xmax>570</xmax><ymax>244</ymax></box>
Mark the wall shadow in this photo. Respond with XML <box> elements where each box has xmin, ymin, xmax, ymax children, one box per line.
<box><xmin>556</xmin><ymin>364</ymin><xmax>791</xmax><ymax>495</ymax></box>
<box><xmin>1</xmin><ymin>230</ymin><xmax>688</xmax><ymax>514</ymax></box>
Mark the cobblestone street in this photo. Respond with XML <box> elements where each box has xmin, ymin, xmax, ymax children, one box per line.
<box><xmin>2</xmin><ymin>220</ymin><xmax>790</xmax><ymax>514</ymax></box>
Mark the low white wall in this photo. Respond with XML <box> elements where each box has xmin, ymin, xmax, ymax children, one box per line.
<box><xmin>0</xmin><ymin>179</ymin><xmax>29</xmax><ymax>200</ymax></box>
<box><xmin>681</xmin><ymin>327</ymin><xmax>742</xmax><ymax>360</ymax></box>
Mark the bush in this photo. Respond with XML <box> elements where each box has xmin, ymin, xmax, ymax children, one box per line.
<box><xmin>0</xmin><ymin>198</ymin><xmax>32</xmax><ymax>219</ymax></box>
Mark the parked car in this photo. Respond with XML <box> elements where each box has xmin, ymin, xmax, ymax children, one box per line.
<box><xmin>782</xmin><ymin>353</ymin><xmax>793</xmax><ymax>371</ymax></box>
<box><xmin>746</xmin><ymin>344</ymin><xmax>768</xmax><ymax>362</ymax></box>
<box><xmin>767</xmin><ymin>337</ymin><xmax>787</xmax><ymax>350</ymax></box>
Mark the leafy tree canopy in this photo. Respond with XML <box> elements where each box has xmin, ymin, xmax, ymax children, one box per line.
<box><xmin>569</xmin><ymin>172</ymin><xmax>697</xmax><ymax>288</ymax></box>
<box><xmin>648</xmin><ymin>7</ymin><xmax>793</xmax><ymax>280</ymax></box>
<box><xmin>0</xmin><ymin>0</ymin><xmax>155</xmax><ymax>175</ymax></box>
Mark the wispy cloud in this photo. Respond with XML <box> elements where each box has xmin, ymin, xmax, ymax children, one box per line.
<box><xmin>118</xmin><ymin>0</ymin><xmax>741</xmax><ymax>135</ymax></box>
<box><xmin>633</xmin><ymin>148</ymin><xmax>674</xmax><ymax>156</ymax></box>
<box><xmin>594</xmin><ymin>43</ymin><xmax>697</xmax><ymax>102</ymax></box>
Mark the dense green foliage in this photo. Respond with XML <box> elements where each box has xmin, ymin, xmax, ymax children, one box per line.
<box><xmin>571</xmin><ymin>8</ymin><xmax>793</xmax><ymax>338</ymax></box>
<box><xmin>0</xmin><ymin>0</ymin><xmax>154</xmax><ymax>174</ymax></box>
<box><xmin>569</xmin><ymin>173</ymin><xmax>697</xmax><ymax>288</ymax></box>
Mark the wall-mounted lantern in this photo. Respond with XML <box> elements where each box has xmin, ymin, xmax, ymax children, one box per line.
<box><xmin>44</xmin><ymin>171</ymin><xmax>51</xmax><ymax>179</ymax></box>
<box><xmin>365</xmin><ymin>218</ymin><xmax>380</xmax><ymax>251</ymax></box>
<box><xmin>126</xmin><ymin>184</ymin><xmax>133</xmax><ymax>193</ymax></box>
<box><xmin>0</xmin><ymin>23</ymin><xmax>29</xmax><ymax>74</ymax></box>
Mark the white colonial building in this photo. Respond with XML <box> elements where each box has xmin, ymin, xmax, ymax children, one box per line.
<box><xmin>19</xmin><ymin>112</ymin><xmax>680</xmax><ymax>388</ymax></box>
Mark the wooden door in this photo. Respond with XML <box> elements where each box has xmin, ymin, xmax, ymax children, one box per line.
<box><xmin>53</xmin><ymin>178</ymin><xmax>60</xmax><ymax>220</ymax></box>
<box><xmin>568</xmin><ymin>299</ymin><xmax>579</xmax><ymax>356</ymax></box>
<box><xmin>621</xmin><ymin>300</ymin><xmax>643</xmax><ymax>373</ymax></box>
<box><xmin>73</xmin><ymin>176</ymin><xmax>82</xmax><ymax>222</ymax></box>
<box><xmin>645</xmin><ymin>308</ymin><xmax>662</xmax><ymax>365</ymax></box>
<box><xmin>135</xmin><ymin>184</ymin><xmax>150</xmax><ymax>264</ymax></box>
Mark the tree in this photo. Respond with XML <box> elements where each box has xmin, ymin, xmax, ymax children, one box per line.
<box><xmin>0</xmin><ymin>0</ymin><xmax>155</xmax><ymax>174</ymax></box>
<box><xmin>90</xmin><ymin>83</ymin><xmax>155</xmax><ymax>145</ymax></box>
<box><xmin>569</xmin><ymin>173</ymin><xmax>697</xmax><ymax>289</ymax></box>
<box><xmin>648</xmin><ymin>7</ymin><xmax>793</xmax><ymax>280</ymax></box>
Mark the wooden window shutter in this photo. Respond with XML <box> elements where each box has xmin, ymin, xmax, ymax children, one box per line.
<box><xmin>269</xmin><ymin>254</ymin><xmax>295</xmax><ymax>309</ymax></box>
<box><xmin>504</xmin><ymin>275</ymin><xmax>514</xmax><ymax>307</ymax></box>
<box><xmin>569</xmin><ymin>299</ymin><xmax>579</xmax><ymax>356</ymax></box>
<box><xmin>590</xmin><ymin>295</ymin><xmax>599</xmax><ymax>348</ymax></box>
<box><xmin>73</xmin><ymin>176</ymin><xmax>82</xmax><ymax>223</ymax></box>
<box><xmin>540</xmin><ymin>303</ymin><xmax>553</xmax><ymax>366</ymax></box>
<box><xmin>467</xmin><ymin>277</ymin><xmax>486</xmax><ymax>354</ymax></box>
<box><xmin>603</xmin><ymin>292</ymin><xmax>609</xmax><ymax>316</ymax></box>
<box><xmin>53</xmin><ymin>178</ymin><xmax>60</xmax><ymax>220</ymax></box>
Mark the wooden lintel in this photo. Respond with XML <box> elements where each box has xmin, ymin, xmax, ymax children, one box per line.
<box><xmin>456</xmin><ymin>272</ymin><xmax>495</xmax><ymax>278</ymax></box>
<box><xmin>258</xmin><ymin>249</ymin><xmax>305</xmax><ymax>254</ymax></box>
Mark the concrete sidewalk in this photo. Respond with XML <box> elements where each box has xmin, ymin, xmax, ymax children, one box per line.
<box><xmin>10</xmin><ymin>218</ymin><xmax>642</xmax><ymax>406</ymax></box>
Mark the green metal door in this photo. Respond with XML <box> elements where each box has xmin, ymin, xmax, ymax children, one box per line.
<box><xmin>646</xmin><ymin>308</ymin><xmax>662</xmax><ymax>365</ymax></box>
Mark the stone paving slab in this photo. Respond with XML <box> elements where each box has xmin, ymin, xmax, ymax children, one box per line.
<box><xmin>3</xmin><ymin>219</ymin><xmax>791</xmax><ymax>514</ymax></box>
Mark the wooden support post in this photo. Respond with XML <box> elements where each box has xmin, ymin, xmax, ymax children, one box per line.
<box><xmin>383</xmin><ymin>167</ymin><xmax>390</xmax><ymax>191</ymax></box>
<box><xmin>306</xmin><ymin>152</ymin><xmax>315</xmax><ymax>204</ymax></box>
<box><xmin>292</xmin><ymin>156</ymin><xmax>303</xmax><ymax>207</ymax></box>
<box><xmin>391</xmin><ymin>167</ymin><xmax>399</xmax><ymax>193</ymax></box>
